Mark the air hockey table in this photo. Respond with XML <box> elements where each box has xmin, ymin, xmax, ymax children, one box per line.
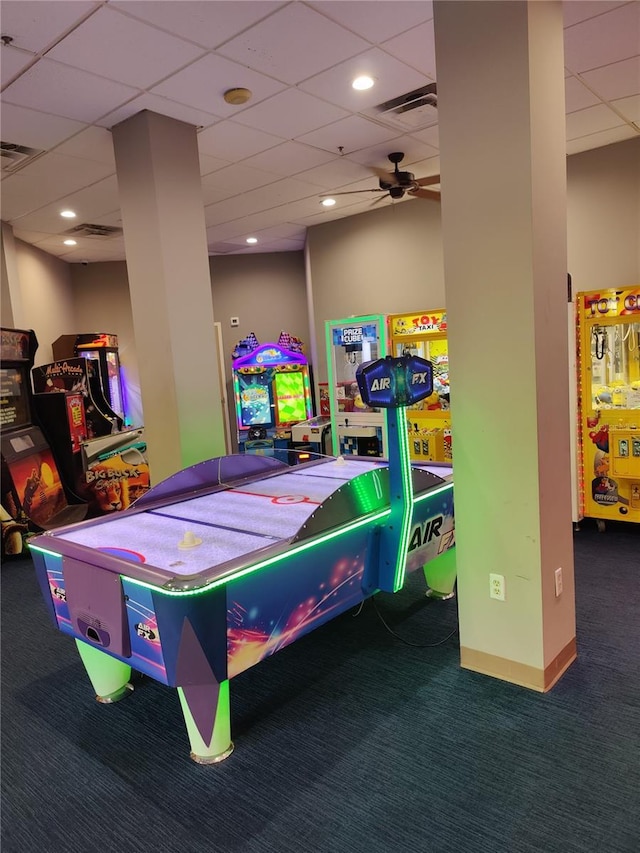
<box><xmin>30</xmin><ymin>451</ymin><xmax>454</xmax><ymax>763</ymax></box>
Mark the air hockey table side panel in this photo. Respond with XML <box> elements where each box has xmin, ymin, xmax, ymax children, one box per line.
<box><xmin>224</xmin><ymin>478</ymin><xmax>455</xmax><ymax>679</ymax></box>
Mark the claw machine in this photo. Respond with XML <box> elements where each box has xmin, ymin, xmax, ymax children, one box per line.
<box><xmin>576</xmin><ymin>286</ymin><xmax>640</xmax><ymax>527</ymax></box>
<box><xmin>388</xmin><ymin>309</ymin><xmax>452</xmax><ymax>463</ymax></box>
<box><xmin>325</xmin><ymin>315</ymin><xmax>388</xmax><ymax>457</ymax></box>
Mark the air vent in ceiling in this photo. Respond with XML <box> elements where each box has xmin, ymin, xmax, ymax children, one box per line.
<box><xmin>1</xmin><ymin>141</ymin><xmax>45</xmax><ymax>172</ymax></box>
<box><xmin>366</xmin><ymin>83</ymin><xmax>438</xmax><ymax>132</ymax></box>
<box><xmin>65</xmin><ymin>223</ymin><xmax>123</xmax><ymax>239</ymax></box>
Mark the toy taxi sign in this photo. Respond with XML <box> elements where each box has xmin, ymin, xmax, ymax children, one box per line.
<box><xmin>356</xmin><ymin>355</ymin><xmax>434</xmax><ymax>408</ymax></box>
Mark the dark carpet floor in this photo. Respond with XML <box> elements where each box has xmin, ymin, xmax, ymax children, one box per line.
<box><xmin>1</xmin><ymin>519</ymin><xmax>639</xmax><ymax>853</ymax></box>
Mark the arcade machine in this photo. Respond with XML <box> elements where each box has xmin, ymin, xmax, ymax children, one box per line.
<box><xmin>1</xmin><ymin>328</ymin><xmax>87</xmax><ymax>557</ymax></box>
<box><xmin>576</xmin><ymin>286</ymin><xmax>640</xmax><ymax>529</ymax></box>
<box><xmin>231</xmin><ymin>332</ymin><xmax>313</xmax><ymax>461</ymax></box>
<box><xmin>31</xmin><ymin>358</ymin><xmax>149</xmax><ymax>518</ymax></box>
<box><xmin>325</xmin><ymin>314</ymin><xmax>388</xmax><ymax>458</ymax></box>
<box><xmin>53</xmin><ymin>333</ymin><xmax>127</xmax><ymax>424</ymax></box>
<box><xmin>388</xmin><ymin>309</ymin><xmax>452</xmax><ymax>463</ymax></box>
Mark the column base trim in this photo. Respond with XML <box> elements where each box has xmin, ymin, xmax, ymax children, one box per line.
<box><xmin>460</xmin><ymin>636</ymin><xmax>577</xmax><ymax>692</ymax></box>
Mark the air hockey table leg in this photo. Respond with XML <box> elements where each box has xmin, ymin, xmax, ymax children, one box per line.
<box><xmin>75</xmin><ymin>639</ymin><xmax>134</xmax><ymax>703</ymax></box>
<box><xmin>177</xmin><ymin>679</ymin><xmax>234</xmax><ymax>764</ymax></box>
<box><xmin>423</xmin><ymin>546</ymin><xmax>457</xmax><ymax>600</ymax></box>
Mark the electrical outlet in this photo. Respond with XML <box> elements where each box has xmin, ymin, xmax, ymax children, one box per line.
<box><xmin>230</xmin><ymin>316</ymin><xmax>240</xmax><ymax>327</ymax></box>
<box><xmin>554</xmin><ymin>567</ymin><xmax>563</xmax><ymax>597</ymax></box>
<box><xmin>489</xmin><ymin>573</ymin><xmax>506</xmax><ymax>601</ymax></box>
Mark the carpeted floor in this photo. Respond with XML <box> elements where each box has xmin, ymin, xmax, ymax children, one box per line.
<box><xmin>1</xmin><ymin>519</ymin><xmax>638</xmax><ymax>853</ymax></box>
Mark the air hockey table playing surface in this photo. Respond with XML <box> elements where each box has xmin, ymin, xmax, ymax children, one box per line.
<box><xmin>47</xmin><ymin>455</ymin><xmax>452</xmax><ymax>586</ymax></box>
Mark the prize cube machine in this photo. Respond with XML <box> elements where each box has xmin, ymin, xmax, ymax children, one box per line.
<box><xmin>325</xmin><ymin>315</ymin><xmax>388</xmax><ymax>458</ymax></box>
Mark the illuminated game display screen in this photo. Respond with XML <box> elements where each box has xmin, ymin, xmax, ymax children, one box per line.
<box><xmin>0</xmin><ymin>367</ymin><xmax>30</xmax><ymax>430</ymax></box>
<box><xmin>275</xmin><ymin>371</ymin><xmax>307</xmax><ymax>425</ymax></box>
<box><xmin>238</xmin><ymin>372</ymin><xmax>274</xmax><ymax>428</ymax></box>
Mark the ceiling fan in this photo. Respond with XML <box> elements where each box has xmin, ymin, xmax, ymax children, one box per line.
<box><xmin>322</xmin><ymin>152</ymin><xmax>441</xmax><ymax>204</ymax></box>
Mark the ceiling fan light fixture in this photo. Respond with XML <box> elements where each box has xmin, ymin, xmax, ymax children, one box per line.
<box><xmin>224</xmin><ymin>87</ymin><xmax>252</xmax><ymax>105</ymax></box>
<box><xmin>352</xmin><ymin>75</ymin><xmax>374</xmax><ymax>91</ymax></box>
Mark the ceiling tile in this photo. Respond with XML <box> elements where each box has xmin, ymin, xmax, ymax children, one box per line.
<box><xmin>241</xmin><ymin>142</ymin><xmax>335</xmax><ymax>177</ymax></box>
<box><xmin>46</xmin><ymin>6</ymin><xmax>206</xmax><ymax>89</ymax></box>
<box><xmin>199</xmin><ymin>153</ymin><xmax>232</xmax><ymax>177</ymax></box>
<box><xmin>13</xmin><ymin>151</ymin><xmax>114</xmax><ymax>191</ymax></box>
<box><xmin>564</xmin><ymin>3</ymin><xmax>640</xmax><ymax>74</ymax></box>
<box><xmin>346</xmin><ymin>139</ymin><xmax>439</xmax><ymax>168</ymax></box>
<box><xmin>566</xmin><ymin>124</ymin><xmax>639</xmax><ymax>154</ymax></box>
<box><xmin>612</xmin><ymin>93</ymin><xmax>640</xmax><ymax>122</ymax></box>
<box><xmin>52</xmin><ymin>127</ymin><xmax>116</xmax><ymax>165</ymax></box>
<box><xmin>197</xmin><ymin>120</ymin><xmax>285</xmax><ymax>160</ymax></box>
<box><xmin>202</xmin><ymin>163</ymin><xmax>281</xmax><ymax>195</ymax></box>
<box><xmin>0</xmin><ymin>1</ymin><xmax>100</xmax><ymax>53</ymax></box>
<box><xmin>566</xmin><ymin>102</ymin><xmax>627</xmax><ymax>139</ymax></box>
<box><xmin>293</xmin><ymin>158</ymin><xmax>374</xmax><ymax>190</ymax></box>
<box><xmin>581</xmin><ymin>56</ymin><xmax>640</xmax><ymax>102</ymax></box>
<box><xmin>0</xmin><ymin>103</ymin><xmax>87</xmax><ymax>149</ymax></box>
<box><xmin>309</xmin><ymin>1</ymin><xmax>433</xmax><ymax>44</ymax></box>
<box><xmin>1</xmin><ymin>44</ymin><xmax>36</xmax><ymax>87</ymax></box>
<box><xmin>380</xmin><ymin>21</ymin><xmax>436</xmax><ymax>78</ymax></box>
<box><xmin>151</xmin><ymin>53</ymin><xmax>287</xmax><ymax>117</ymax></box>
<box><xmin>12</xmin><ymin>176</ymin><xmax>121</xmax><ymax>233</ymax></box>
<box><xmin>565</xmin><ymin>76</ymin><xmax>604</xmax><ymax>113</ymax></box>
<box><xmin>296</xmin><ymin>114</ymin><xmax>399</xmax><ymax>155</ymax></box>
<box><xmin>409</xmin><ymin>124</ymin><xmax>440</xmax><ymax>149</ymax></box>
<box><xmin>218</xmin><ymin>3</ymin><xmax>370</xmax><ymax>84</ymax></box>
<box><xmin>233</xmin><ymin>89</ymin><xmax>349</xmax><ymax>139</ymax></box>
<box><xmin>96</xmin><ymin>93</ymin><xmax>221</xmax><ymax>131</ymax></box>
<box><xmin>563</xmin><ymin>1</ymin><xmax>629</xmax><ymax>28</ymax></box>
<box><xmin>112</xmin><ymin>1</ymin><xmax>287</xmax><ymax>50</ymax></box>
<box><xmin>299</xmin><ymin>48</ymin><xmax>430</xmax><ymax>111</ymax></box>
<box><xmin>2</xmin><ymin>58</ymin><xmax>139</xmax><ymax>123</ymax></box>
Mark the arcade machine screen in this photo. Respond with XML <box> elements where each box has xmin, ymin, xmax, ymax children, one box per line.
<box><xmin>274</xmin><ymin>371</ymin><xmax>307</xmax><ymax>425</ymax></box>
<box><xmin>238</xmin><ymin>372</ymin><xmax>275</xmax><ymax>429</ymax></box>
<box><xmin>1</xmin><ymin>367</ymin><xmax>30</xmax><ymax>430</ymax></box>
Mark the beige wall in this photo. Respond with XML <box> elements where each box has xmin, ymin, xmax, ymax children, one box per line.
<box><xmin>307</xmin><ymin>198</ymin><xmax>444</xmax><ymax>384</ymax></box>
<box><xmin>567</xmin><ymin>137</ymin><xmax>640</xmax><ymax>292</ymax></box>
<box><xmin>10</xmin><ymin>240</ymin><xmax>76</xmax><ymax>365</ymax></box>
<box><xmin>69</xmin><ymin>261</ymin><xmax>141</xmax><ymax>426</ymax></box>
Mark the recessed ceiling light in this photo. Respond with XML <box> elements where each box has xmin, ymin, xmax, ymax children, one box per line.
<box><xmin>246</xmin><ymin>237</ymin><xmax>258</xmax><ymax>244</ymax></box>
<box><xmin>352</xmin><ymin>75</ymin><xmax>374</xmax><ymax>91</ymax></box>
<box><xmin>321</xmin><ymin>198</ymin><xmax>337</xmax><ymax>207</ymax></box>
<box><xmin>63</xmin><ymin>239</ymin><xmax>77</xmax><ymax>246</ymax></box>
<box><xmin>60</xmin><ymin>210</ymin><xmax>76</xmax><ymax>218</ymax></box>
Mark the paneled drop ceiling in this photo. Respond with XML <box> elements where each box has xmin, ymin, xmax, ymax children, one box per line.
<box><xmin>1</xmin><ymin>0</ymin><xmax>638</xmax><ymax>262</ymax></box>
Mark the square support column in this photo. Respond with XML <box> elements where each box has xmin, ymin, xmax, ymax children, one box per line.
<box><xmin>112</xmin><ymin>110</ymin><xmax>226</xmax><ymax>482</ymax></box>
<box><xmin>433</xmin><ymin>1</ymin><xmax>576</xmax><ymax>690</ymax></box>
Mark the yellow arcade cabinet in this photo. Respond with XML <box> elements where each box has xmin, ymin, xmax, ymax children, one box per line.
<box><xmin>576</xmin><ymin>286</ymin><xmax>640</xmax><ymax>528</ymax></box>
<box><xmin>388</xmin><ymin>309</ymin><xmax>452</xmax><ymax>463</ymax></box>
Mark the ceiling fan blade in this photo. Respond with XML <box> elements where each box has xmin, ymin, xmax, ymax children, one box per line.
<box><xmin>414</xmin><ymin>174</ymin><xmax>441</xmax><ymax>187</ymax></box>
<box><xmin>369</xmin><ymin>166</ymin><xmax>401</xmax><ymax>185</ymax></box>
<box><xmin>409</xmin><ymin>187</ymin><xmax>441</xmax><ymax>201</ymax></box>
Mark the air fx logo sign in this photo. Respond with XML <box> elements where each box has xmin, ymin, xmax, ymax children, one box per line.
<box><xmin>356</xmin><ymin>354</ymin><xmax>434</xmax><ymax>408</ymax></box>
